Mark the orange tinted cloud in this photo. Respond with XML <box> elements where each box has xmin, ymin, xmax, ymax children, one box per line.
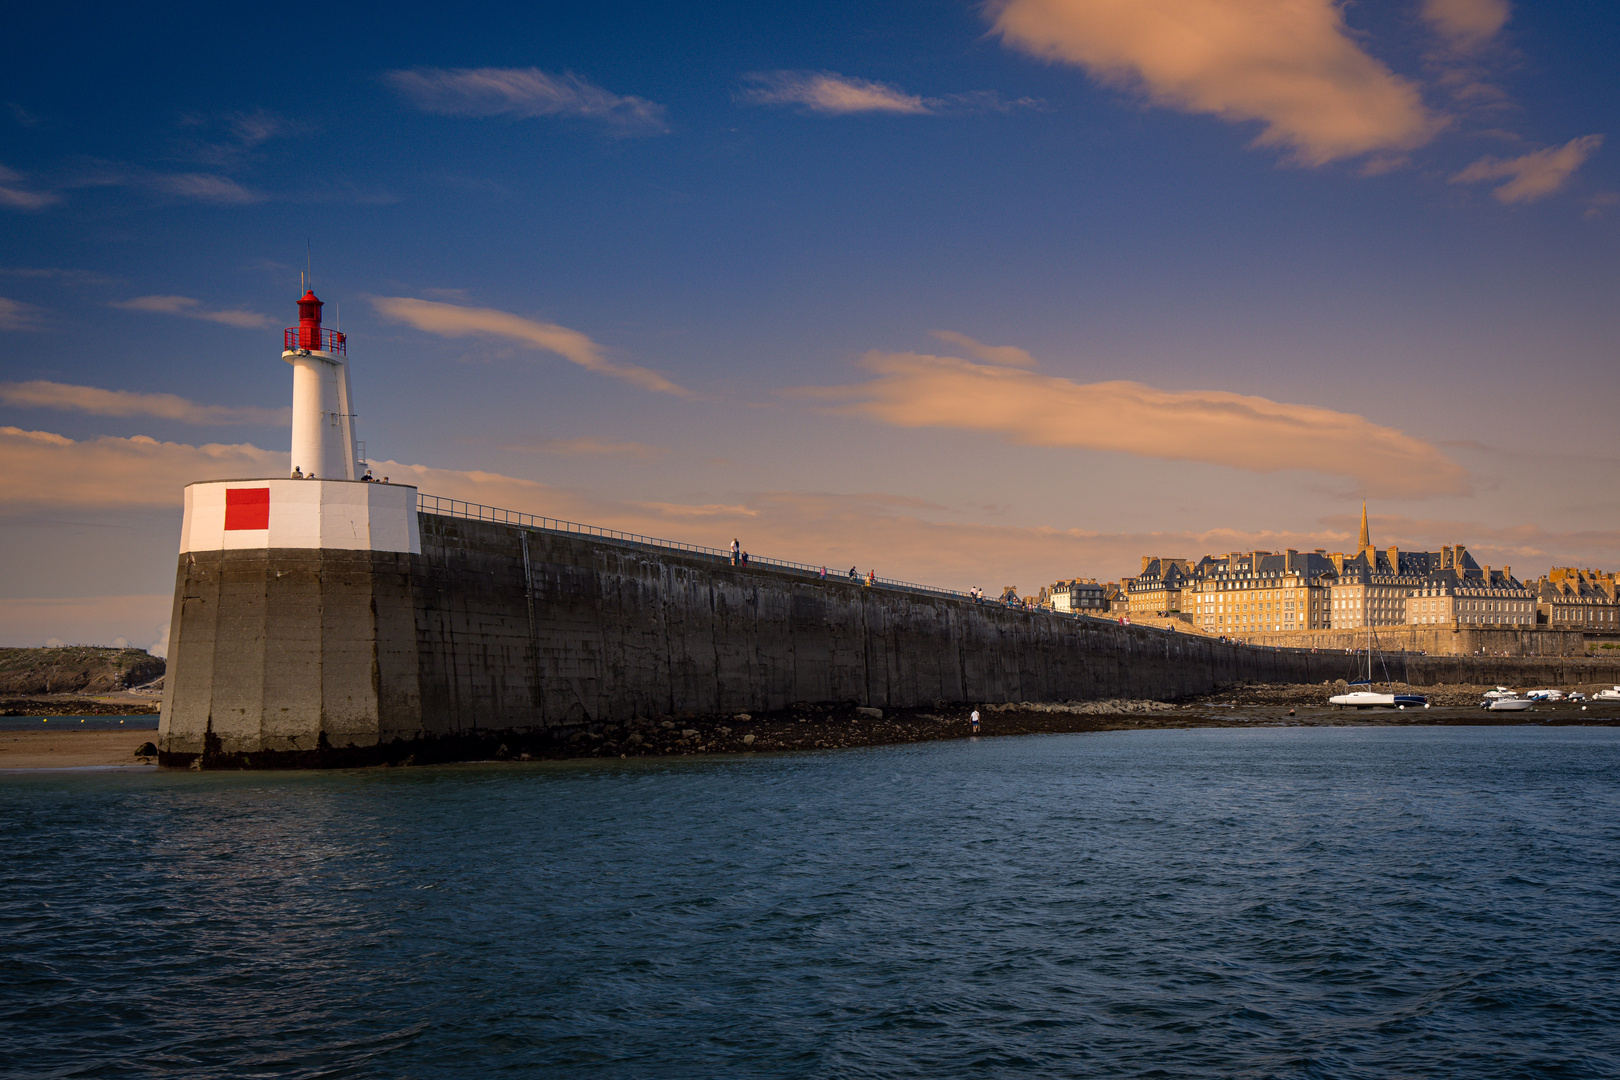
<box><xmin>3</xmin><ymin>426</ymin><xmax>1608</xmax><ymax>591</ymax></box>
<box><xmin>1422</xmin><ymin>0</ymin><xmax>1511</xmax><ymax>51</ymax></box>
<box><xmin>372</xmin><ymin>296</ymin><xmax>688</xmax><ymax>397</ymax></box>
<box><xmin>741</xmin><ymin>72</ymin><xmax>931</xmax><ymax>114</ymax></box>
<box><xmin>799</xmin><ymin>344</ymin><xmax>1468</xmax><ymax>498</ymax></box>
<box><xmin>1451</xmin><ymin>135</ymin><xmax>1603</xmax><ymax>203</ymax></box>
<box><xmin>988</xmin><ymin>0</ymin><xmax>1442</xmax><ymax>164</ymax></box>
<box><xmin>0</xmin><ymin>380</ymin><xmax>287</xmax><ymax>425</ymax></box>
<box><xmin>0</xmin><ymin>426</ymin><xmax>283</xmax><ymax>508</ymax></box>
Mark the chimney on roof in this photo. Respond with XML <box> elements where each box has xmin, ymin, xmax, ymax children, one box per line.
<box><xmin>1141</xmin><ymin>556</ymin><xmax>1154</xmax><ymax>574</ymax></box>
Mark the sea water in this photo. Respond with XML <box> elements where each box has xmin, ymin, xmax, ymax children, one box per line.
<box><xmin>3</xmin><ymin>726</ymin><xmax>1618</xmax><ymax>1078</ymax></box>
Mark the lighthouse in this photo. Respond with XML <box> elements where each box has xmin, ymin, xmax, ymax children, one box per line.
<box><xmin>158</xmin><ymin>288</ymin><xmax>424</xmax><ymax>767</ymax></box>
<box><xmin>284</xmin><ymin>288</ymin><xmax>359</xmax><ymax>480</ymax></box>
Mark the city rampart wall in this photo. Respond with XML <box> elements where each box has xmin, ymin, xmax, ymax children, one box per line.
<box><xmin>1241</xmin><ymin>627</ymin><xmax>1591</xmax><ymax>657</ymax></box>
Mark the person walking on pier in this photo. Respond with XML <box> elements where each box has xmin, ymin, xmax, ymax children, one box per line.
<box><xmin>731</xmin><ymin>538</ymin><xmax>740</xmax><ymax>566</ymax></box>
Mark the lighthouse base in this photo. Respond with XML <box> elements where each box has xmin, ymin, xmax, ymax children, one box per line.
<box><xmin>158</xmin><ymin>545</ymin><xmax>424</xmax><ymax>768</ymax></box>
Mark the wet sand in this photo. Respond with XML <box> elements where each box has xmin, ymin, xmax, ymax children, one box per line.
<box><xmin>5</xmin><ymin>684</ymin><xmax>1614</xmax><ymax>770</ymax></box>
<box><xmin>0</xmin><ymin>729</ymin><xmax>157</xmax><ymax>769</ymax></box>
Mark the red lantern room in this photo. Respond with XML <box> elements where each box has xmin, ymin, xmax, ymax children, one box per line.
<box><xmin>284</xmin><ymin>288</ymin><xmax>345</xmax><ymax>354</ymax></box>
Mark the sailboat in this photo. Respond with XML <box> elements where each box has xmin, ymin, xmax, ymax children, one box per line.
<box><xmin>1328</xmin><ymin>623</ymin><xmax>1428</xmax><ymax>709</ymax></box>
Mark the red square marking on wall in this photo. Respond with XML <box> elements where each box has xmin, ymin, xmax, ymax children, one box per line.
<box><xmin>224</xmin><ymin>487</ymin><xmax>271</xmax><ymax>530</ymax></box>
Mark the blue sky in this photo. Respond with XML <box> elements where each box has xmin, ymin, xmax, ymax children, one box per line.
<box><xmin>2</xmin><ymin>0</ymin><xmax>1617</xmax><ymax>649</ymax></box>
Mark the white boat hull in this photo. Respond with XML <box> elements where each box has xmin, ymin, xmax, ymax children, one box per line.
<box><xmin>1484</xmin><ymin>698</ymin><xmax>1534</xmax><ymax>711</ymax></box>
<box><xmin>1327</xmin><ymin>691</ymin><xmax>1426</xmax><ymax>709</ymax></box>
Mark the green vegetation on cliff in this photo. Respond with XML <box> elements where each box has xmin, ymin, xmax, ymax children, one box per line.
<box><xmin>0</xmin><ymin>646</ymin><xmax>165</xmax><ymax>696</ymax></box>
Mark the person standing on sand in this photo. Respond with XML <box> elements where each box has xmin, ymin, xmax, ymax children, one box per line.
<box><xmin>970</xmin><ymin>709</ymin><xmax>980</xmax><ymax>734</ymax></box>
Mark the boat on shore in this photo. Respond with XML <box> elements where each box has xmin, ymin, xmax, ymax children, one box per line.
<box><xmin>1595</xmin><ymin>686</ymin><xmax>1620</xmax><ymax>701</ymax></box>
<box><xmin>1327</xmin><ymin>626</ymin><xmax>1428</xmax><ymax>709</ymax></box>
<box><xmin>1329</xmin><ymin>688</ymin><xmax>1429</xmax><ymax>709</ymax></box>
<box><xmin>1483</xmin><ymin>696</ymin><xmax>1535</xmax><ymax>711</ymax></box>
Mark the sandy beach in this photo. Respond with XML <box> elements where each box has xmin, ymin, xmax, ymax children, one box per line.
<box><xmin>0</xmin><ymin>729</ymin><xmax>157</xmax><ymax>769</ymax></box>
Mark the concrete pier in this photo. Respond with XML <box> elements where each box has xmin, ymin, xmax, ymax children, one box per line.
<box><xmin>158</xmin><ymin>497</ymin><xmax>1620</xmax><ymax>768</ymax></box>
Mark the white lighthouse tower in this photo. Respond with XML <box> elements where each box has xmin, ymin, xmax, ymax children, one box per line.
<box><xmin>284</xmin><ymin>288</ymin><xmax>359</xmax><ymax>480</ymax></box>
<box><xmin>160</xmin><ymin>287</ymin><xmax>423</xmax><ymax>767</ymax></box>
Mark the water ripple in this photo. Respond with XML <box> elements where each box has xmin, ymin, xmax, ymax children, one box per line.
<box><xmin>3</xmin><ymin>726</ymin><xmax>1619</xmax><ymax>1077</ymax></box>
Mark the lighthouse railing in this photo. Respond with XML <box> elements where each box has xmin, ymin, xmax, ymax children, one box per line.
<box><xmin>284</xmin><ymin>327</ymin><xmax>347</xmax><ymax>354</ymax></box>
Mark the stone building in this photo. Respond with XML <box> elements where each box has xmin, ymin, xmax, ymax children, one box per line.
<box><xmin>1048</xmin><ymin>578</ymin><xmax>1109</xmax><ymax>614</ymax></box>
<box><xmin>1407</xmin><ymin>557</ymin><xmax>1536</xmax><ymax>629</ymax></box>
<box><xmin>1188</xmin><ymin>549</ymin><xmax>1337</xmax><ymax>635</ymax></box>
<box><xmin>1533</xmin><ymin>568</ymin><xmax>1620</xmax><ymax>631</ymax></box>
<box><xmin>1126</xmin><ymin>558</ymin><xmax>1194</xmax><ymax>617</ymax></box>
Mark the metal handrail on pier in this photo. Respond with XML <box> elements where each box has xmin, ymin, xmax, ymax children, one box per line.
<box><xmin>414</xmin><ymin>493</ymin><xmax>1405</xmax><ymax>658</ymax></box>
<box><xmin>416</xmin><ymin>493</ymin><xmax>968</xmax><ymax>602</ymax></box>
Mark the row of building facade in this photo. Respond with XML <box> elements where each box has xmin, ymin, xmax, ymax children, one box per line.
<box><xmin>1045</xmin><ymin>506</ymin><xmax>1619</xmax><ymax>635</ymax></box>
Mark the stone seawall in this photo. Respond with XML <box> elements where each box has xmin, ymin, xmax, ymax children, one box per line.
<box><xmin>159</xmin><ymin>515</ymin><xmax>1620</xmax><ymax>767</ymax></box>
<box><xmin>1241</xmin><ymin>626</ymin><xmax>1591</xmax><ymax>657</ymax></box>
<box><xmin>162</xmin><ymin>516</ymin><xmax>1329</xmax><ymax>765</ymax></box>
<box><xmin>412</xmin><ymin>516</ymin><xmax>1330</xmax><ymax>729</ymax></box>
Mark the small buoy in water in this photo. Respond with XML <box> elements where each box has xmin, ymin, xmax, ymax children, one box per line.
<box><xmin>1425</xmin><ymin>703</ymin><xmax>1430</xmax><ymax>709</ymax></box>
<box><xmin>1583</xmin><ymin>705</ymin><xmax>1588</xmax><ymax>711</ymax></box>
<box><xmin>1398</xmin><ymin>705</ymin><xmax>1405</xmax><ymax>710</ymax></box>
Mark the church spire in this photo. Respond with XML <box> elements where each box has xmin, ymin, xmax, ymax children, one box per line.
<box><xmin>1358</xmin><ymin>501</ymin><xmax>1370</xmax><ymax>550</ymax></box>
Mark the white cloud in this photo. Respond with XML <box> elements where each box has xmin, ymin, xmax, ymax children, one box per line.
<box><xmin>795</xmin><ymin>335</ymin><xmax>1469</xmax><ymax>498</ymax></box>
<box><xmin>0</xmin><ymin>296</ymin><xmax>45</xmax><ymax>330</ymax></box>
<box><xmin>0</xmin><ymin>163</ymin><xmax>59</xmax><ymax>210</ymax></box>
<box><xmin>739</xmin><ymin>72</ymin><xmax>1039</xmax><ymax>116</ymax></box>
<box><xmin>0</xmin><ymin>380</ymin><xmax>287</xmax><ymax>425</ymax></box>
<box><xmin>1451</xmin><ymin>135</ymin><xmax>1603</xmax><ymax>203</ymax></box>
<box><xmin>1422</xmin><ymin>0</ymin><xmax>1511</xmax><ymax>51</ymax></box>
<box><xmin>987</xmin><ymin>0</ymin><xmax>1443</xmax><ymax>165</ymax></box>
<box><xmin>385</xmin><ymin>67</ymin><xmax>668</xmax><ymax>134</ymax></box>
<box><xmin>148</xmin><ymin>172</ymin><xmax>259</xmax><ymax>203</ymax></box>
<box><xmin>111</xmin><ymin>295</ymin><xmax>268</xmax><ymax>329</ymax></box>
<box><xmin>372</xmin><ymin>296</ymin><xmax>688</xmax><ymax>396</ymax></box>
